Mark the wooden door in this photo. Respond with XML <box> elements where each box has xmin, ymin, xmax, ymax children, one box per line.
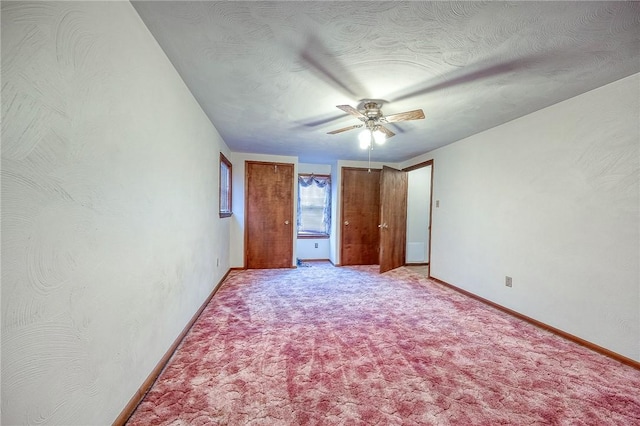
<box><xmin>340</xmin><ymin>167</ymin><xmax>381</xmax><ymax>265</ymax></box>
<box><xmin>379</xmin><ymin>166</ymin><xmax>408</xmax><ymax>273</ymax></box>
<box><xmin>245</xmin><ymin>161</ymin><xmax>294</xmax><ymax>268</ymax></box>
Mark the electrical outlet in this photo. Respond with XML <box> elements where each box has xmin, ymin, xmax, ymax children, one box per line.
<box><xmin>314</xmin><ymin>243</ymin><xmax>318</xmax><ymax>248</ymax></box>
<box><xmin>505</xmin><ymin>276</ymin><xmax>512</xmax><ymax>287</ymax></box>
<box><xmin>216</xmin><ymin>258</ymin><xmax>220</xmax><ymax>267</ymax></box>
<box><xmin>436</xmin><ymin>200</ymin><xmax>440</xmax><ymax>208</ymax></box>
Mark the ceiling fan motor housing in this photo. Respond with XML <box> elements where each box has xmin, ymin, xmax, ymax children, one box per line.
<box><xmin>363</xmin><ymin>102</ymin><xmax>383</xmax><ymax>120</ymax></box>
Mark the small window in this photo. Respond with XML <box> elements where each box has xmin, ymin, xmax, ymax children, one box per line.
<box><xmin>219</xmin><ymin>153</ymin><xmax>232</xmax><ymax>217</ymax></box>
<box><xmin>297</xmin><ymin>174</ymin><xmax>331</xmax><ymax>238</ymax></box>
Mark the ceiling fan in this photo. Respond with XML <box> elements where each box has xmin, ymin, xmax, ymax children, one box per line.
<box><xmin>327</xmin><ymin>101</ymin><xmax>425</xmax><ymax>149</ymax></box>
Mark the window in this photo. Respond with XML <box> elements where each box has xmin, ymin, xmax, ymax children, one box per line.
<box><xmin>219</xmin><ymin>153</ymin><xmax>232</xmax><ymax>217</ymax></box>
<box><xmin>297</xmin><ymin>174</ymin><xmax>331</xmax><ymax>238</ymax></box>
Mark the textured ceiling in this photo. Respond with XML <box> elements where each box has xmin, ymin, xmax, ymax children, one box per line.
<box><xmin>132</xmin><ymin>1</ymin><xmax>640</xmax><ymax>163</ymax></box>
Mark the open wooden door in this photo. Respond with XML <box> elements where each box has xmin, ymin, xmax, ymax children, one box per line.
<box><xmin>379</xmin><ymin>166</ymin><xmax>408</xmax><ymax>273</ymax></box>
<box><xmin>245</xmin><ymin>161</ymin><xmax>294</xmax><ymax>268</ymax></box>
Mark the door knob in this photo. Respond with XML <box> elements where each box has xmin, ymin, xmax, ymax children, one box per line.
<box><xmin>284</xmin><ymin>220</ymin><xmax>289</xmax><ymax>225</ymax></box>
<box><xmin>378</xmin><ymin>223</ymin><xmax>388</xmax><ymax>229</ymax></box>
<box><xmin>344</xmin><ymin>221</ymin><xmax>349</xmax><ymax>226</ymax></box>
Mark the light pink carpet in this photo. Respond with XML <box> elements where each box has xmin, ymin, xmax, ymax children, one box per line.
<box><xmin>127</xmin><ymin>263</ymin><xmax>640</xmax><ymax>425</ymax></box>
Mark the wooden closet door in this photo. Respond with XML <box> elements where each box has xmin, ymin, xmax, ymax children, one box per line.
<box><xmin>340</xmin><ymin>167</ymin><xmax>381</xmax><ymax>265</ymax></box>
<box><xmin>245</xmin><ymin>161</ymin><xmax>294</xmax><ymax>269</ymax></box>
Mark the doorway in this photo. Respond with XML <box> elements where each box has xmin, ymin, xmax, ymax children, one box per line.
<box><xmin>339</xmin><ymin>165</ymin><xmax>409</xmax><ymax>273</ymax></box>
<box><xmin>404</xmin><ymin>161</ymin><xmax>434</xmax><ymax>277</ymax></box>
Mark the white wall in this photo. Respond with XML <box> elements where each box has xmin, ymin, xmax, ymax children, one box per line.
<box><xmin>297</xmin><ymin>239</ymin><xmax>331</xmax><ymax>260</ymax></box>
<box><xmin>403</xmin><ymin>73</ymin><xmax>640</xmax><ymax>361</ymax></box>
<box><xmin>229</xmin><ymin>153</ymin><xmax>298</xmax><ymax>268</ymax></box>
<box><xmin>299</xmin><ymin>163</ymin><xmax>331</xmax><ymax>176</ymax></box>
<box><xmin>1</xmin><ymin>2</ymin><xmax>232</xmax><ymax>424</ymax></box>
<box><xmin>406</xmin><ymin>166</ymin><xmax>432</xmax><ymax>263</ymax></box>
<box><xmin>329</xmin><ymin>161</ymin><xmax>340</xmax><ymax>264</ymax></box>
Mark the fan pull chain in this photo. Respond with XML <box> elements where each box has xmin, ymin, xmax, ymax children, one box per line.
<box><xmin>367</xmin><ymin>130</ymin><xmax>375</xmax><ymax>172</ymax></box>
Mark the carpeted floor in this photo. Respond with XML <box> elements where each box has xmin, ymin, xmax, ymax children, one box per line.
<box><xmin>127</xmin><ymin>263</ymin><xmax>640</xmax><ymax>425</ymax></box>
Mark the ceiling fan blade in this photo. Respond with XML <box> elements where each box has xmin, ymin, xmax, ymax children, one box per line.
<box><xmin>299</xmin><ymin>36</ymin><xmax>368</xmax><ymax>99</ymax></box>
<box><xmin>327</xmin><ymin>124</ymin><xmax>363</xmax><ymax>134</ymax></box>
<box><xmin>337</xmin><ymin>105</ymin><xmax>366</xmax><ymax>119</ymax></box>
<box><xmin>297</xmin><ymin>113</ymin><xmax>347</xmax><ymax>128</ymax></box>
<box><xmin>377</xmin><ymin>125</ymin><xmax>395</xmax><ymax>139</ymax></box>
<box><xmin>389</xmin><ymin>55</ymin><xmax>544</xmax><ymax>103</ymax></box>
<box><xmin>382</xmin><ymin>109</ymin><xmax>425</xmax><ymax>123</ymax></box>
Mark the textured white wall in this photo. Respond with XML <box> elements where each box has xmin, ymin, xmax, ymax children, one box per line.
<box><xmin>229</xmin><ymin>153</ymin><xmax>299</xmax><ymax>268</ymax></box>
<box><xmin>403</xmin><ymin>74</ymin><xmax>640</xmax><ymax>361</ymax></box>
<box><xmin>1</xmin><ymin>2</ymin><xmax>231</xmax><ymax>424</ymax></box>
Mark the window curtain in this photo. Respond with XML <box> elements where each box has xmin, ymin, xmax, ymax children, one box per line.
<box><xmin>298</xmin><ymin>175</ymin><xmax>331</xmax><ymax>235</ymax></box>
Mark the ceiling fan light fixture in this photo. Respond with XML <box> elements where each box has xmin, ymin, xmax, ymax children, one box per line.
<box><xmin>373</xmin><ymin>129</ymin><xmax>386</xmax><ymax>145</ymax></box>
<box><xmin>358</xmin><ymin>129</ymin><xmax>371</xmax><ymax>149</ymax></box>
